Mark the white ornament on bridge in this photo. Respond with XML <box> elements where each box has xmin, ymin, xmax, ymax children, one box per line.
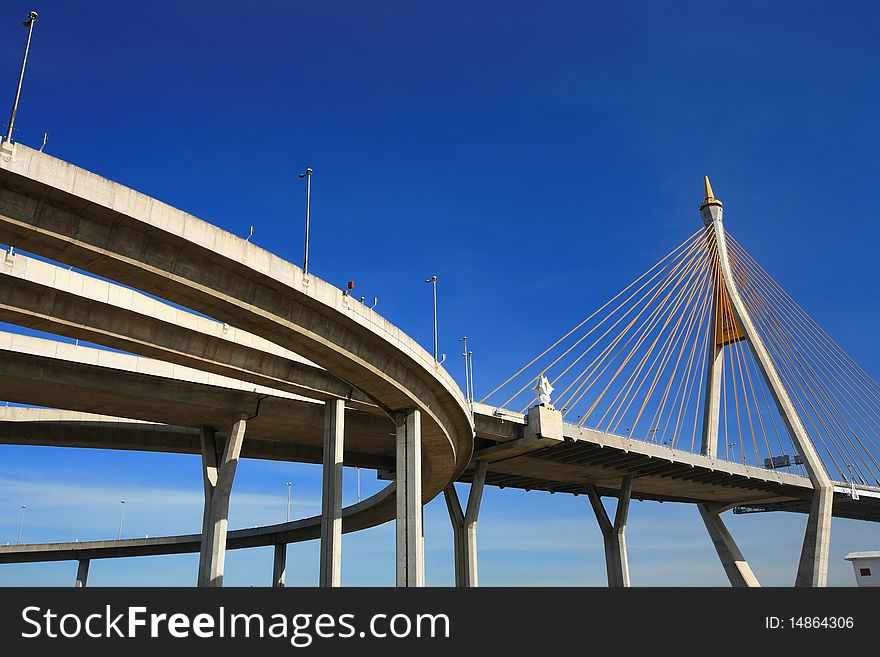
<box><xmin>533</xmin><ymin>374</ymin><xmax>554</xmax><ymax>405</ymax></box>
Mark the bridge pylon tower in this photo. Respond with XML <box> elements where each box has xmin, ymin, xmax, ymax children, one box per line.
<box><xmin>698</xmin><ymin>177</ymin><xmax>833</xmax><ymax>587</ymax></box>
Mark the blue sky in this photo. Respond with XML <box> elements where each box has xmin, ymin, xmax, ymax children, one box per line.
<box><xmin>1</xmin><ymin>0</ymin><xmax>880</xmax><ymax>586</ymax></box>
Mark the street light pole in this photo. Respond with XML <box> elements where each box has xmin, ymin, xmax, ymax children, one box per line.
<box><xmin>285</xmin><ymin>482</ymin><xmax>292</xmax><ymax>522</ymax></box>
<box><xmin>117</xmin><ymin>500</ymin><xmax>125</xmax><ymax>540</ymax></box>
<box><xmin>467</xmin><ymin>350</ymin><xmax>474</xmax><ymax>401</ymax></box>
<box><xmin>425</xmin><ymin>275</ymin><xmax>438</xmax><ymax>362</ymax></box>
<box><xmin>16</xmin><ymin>505</ymin><xmax>26</xmax><ymax>544</ymax></box>
<box><xmin>459</xmin><ymin>336</ymin><xmax>471</xmax><ymax>402</ymax></box>
<box><xmin>5</xmin><ymin>11</ymin><xmax>39</xmax><ymax>145</ymax></box>
<box><xmin>298</xmin><ymin>168</ymin><xmax>313</xmax><ymax>276</ymax></box>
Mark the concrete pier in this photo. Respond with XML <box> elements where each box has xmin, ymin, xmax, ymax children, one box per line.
<box><xmin>796</xmin><ymin>487</ymin><xmax>833</xmax><ymax>587</ymax></box>
<box><xmin>197</xmin><ymin>426</ymin><xmax>218</xmax><ymax>585</ymax></box>
<box><xmin>319</xmin><ymin>399</ymin><xmax>345</xmax><ymax>587</ymax></box>
<box><xmin>75</xmin><ymin>558</ymin><xmax>90</xmax><ymax>588</ymax></box>
<box><xmin>698</xmin><ymin>504</ymin><xmax>760</xmax><ymax>587</ymax></box>
<box><xmin>198</xmin><ymin>414</ymin><xmax>248</xmax><ymax>587</ymax></box>
<box><xmin>443</xmin><ymin>460</ymin><xmax>488</xmax><ymax>587</ymax></box>
<box><xmin>273</xmin><ymin>544</ymin><xmax>287</xmax><ymax>588</ymax></box>
<box><xmin>395</xmin><ymin>409</ymin><xmax>423</xmax><ymax>587</ymax></box>
<box><xmin>586</xmin><ymin>477</ymin><xmax>633</xmax><ymax>587</ymax></box>
<box><xmin>700</xmin><ymin>291</ymin><xmax>724</xmax><ymax>458</ymax></box>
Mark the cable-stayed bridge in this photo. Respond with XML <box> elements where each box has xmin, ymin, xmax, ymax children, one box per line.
<box><xmin>0</xmin><ymin>144</ymin><xmax>877</xmax><ymax>588</ymax></box>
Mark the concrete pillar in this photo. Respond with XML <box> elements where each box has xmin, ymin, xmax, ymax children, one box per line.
<box><xmin>796</xmin><ymin>487</ymin><xmax>833</xmax><ymax>587</ymax></box>
<box><xmin>585</xmin><ymin>477</ymin><xmax>633</xmax><ymax>587</ymax></box>
<box><xmin>197</xmin><ymin>426</ymin><xmax>219</xmax><ymax>586</ymax></box>
<box><xmin>395</xmin><ymin>409</ymin><xmax>423</xmax><ymax>587</ymax></box>
<box><xmin>443</xmin><ymin>460</ymin><xmax>488</xmax><ymax>587</ymax></box>
<box><xmin>698</xmin><ymin>504</ymin><xmax>760</xmax><ymax>587</ymax></box>
<box><xmin>198</xmin><ymin>413</ymin><xmax>247</xmax><ymax>588</ymax></box>
<box><xmin>75</xmin><ymin>559</ymin><xmax>90</xmax><ymax>588</ymax></box>
<box><xmin>319</xmin><ymin>398</ymin><xmax>345</xmax><ymax>587</ymax></box>
<box><xmin>273</xmin><ymin>544</ymin><xmax>287</xmax><ymax>588</ymax></box>
<box><xmin>443</xmin><ymin>485</ymin><xmax>466</xmax><ymax>586</ymax></box>
<box><xmin>700</xmin><ymin>290</ymin><xmax>724</xmax><ymax>458</ymax></box>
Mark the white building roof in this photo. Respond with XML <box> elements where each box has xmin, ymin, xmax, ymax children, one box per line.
<box><xmin>844</xmin><ymin>551</ymin><xmax>880</xmax><ymax>561</ymax></box>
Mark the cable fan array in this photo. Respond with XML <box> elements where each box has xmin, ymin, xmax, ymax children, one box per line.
<box><xmin>482</xmin><ymin>225</ymin><xmax>880</xmax><ymax>484</ymax></box>
<box><xmin>728</xmin><ymin>235</ymin><xmax>880</xmax><ymax>485</ymax></box>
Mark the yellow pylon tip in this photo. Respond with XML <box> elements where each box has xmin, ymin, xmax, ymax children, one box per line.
<box><xmin>701</xmin><ymin>176</ymin><xmax>722</xmax><ymax>209</ymax></box>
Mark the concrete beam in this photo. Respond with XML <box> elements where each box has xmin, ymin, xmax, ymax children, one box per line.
<box><xmin>585</xmin><ymin>477</ymin><xmax>632</xmax><ymax>587</ymax></box>
<box><xmin>0</xmin><ymin>484</ymin><xmax>399</xmax><ymax>565</ymax></box>
<box><xmin>396</xmin><ymin>409</ymin><xmax>423</xmax><ymax>587</ymax></box>
<box><xmin>698</xmin><ymin>504</ymin><xmax>760</xmax><ymax>587</ymax></box>
<box><xmin>319</xmin><ymin>399</ymin><xmax>344</xmax><ymax>587</ymax></box>
<box><xmin>75</xmin><ymin>559</ymin><xmax>90</xmax><ymax>588</ymax></box>
<box><xmin>0</xmin><ymin>252</ymin><xmax>378</xmax><ymax>413</ymax></box>
<box><xmin>795</xmin><ymin>487</ymin><xmax>833</xmax><ymax>587</ymax></box>
<box><xmin>198</xmin><ymin>414</ymin><xmax>247</xmax><ymax>587</ymax></box>
<box><xmin>443</xmin><ymin>461</ymin><xmax>487</xmax><ymax>587</ymax></box>
<box><xmin>273</xmin><ymin>544</ymin><xmax>287</xmax><ymax>588</ymax></box>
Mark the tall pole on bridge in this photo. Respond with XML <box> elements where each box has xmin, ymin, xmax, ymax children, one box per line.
<box><xmin>459</xmin><ymin>336</ymin><xmax>471</xmax><ymax>402</ymax></box>
<box><xmin>16</xmin><ymin>504</ymin><xmax>26</xmax><ymax>544</ymax></box>
<box><xmin>117</xmin><ymin>500</ymin><xmax>125</xmax><ymax>540</ymax></box>
<box><xmin>425</xmin><ymin>275</ymin><xmax>438</xmax><ymax>362</ymax></box>
<box><xmin>4</xmin><ymin>11</ymin><xmax>39</xmax><ymax>145</ymax></box>
<box><xmin>298</xmin><ymin>168</ymin><xmax>313</xmax><ymax>276</ymax></box>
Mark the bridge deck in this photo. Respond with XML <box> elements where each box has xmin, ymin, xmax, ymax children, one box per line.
<box><xmin>469</xmin><ymin>404</ymin><xmax>880</xmax><ymax>521</ymax></box>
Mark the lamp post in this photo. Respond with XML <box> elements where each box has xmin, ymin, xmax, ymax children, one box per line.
<box><xmin>117</xmin><ymin>500</ymin><xmax>125</xmax><ymax>539</ymax></box>
<box><xmin>16</xmin><ymin>505</ymin><xmax>26</xmax><ymax>544</ymax></box>
<box><xmin>285</xmin><ymin>482</ymin><xmax>292</xmax><ymax>522</ymax></box>
<box><xmin>4</xmin><ymin>11</ymin><xmax>39</xmax><ymax>145</ymax></box>
<box><xmin>467</xmin><ymin>350</ymin><xmax>474</xmax><ymax>401</ymax></box>
<box><xmin>459</xmin><ymin>336</ymin><xmax>471</xmax><ymax>402</ymax></box>
<box><xmin>425</xmin><ymin>275</ymin><xmax>438</xmax><ymax>362</ymax></box>
<box><xmin>298</xmin><ymin>168</ymin><xmax>313</xmax><ymax>276</ymax></box>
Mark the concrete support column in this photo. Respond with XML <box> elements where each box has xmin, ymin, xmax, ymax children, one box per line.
<box><xmin>395</xmin><ymin>409</ymin><xmax>423</xmax><ymax>587</ymax></box>
<box><xmin>197</xmin><ymin>413</ymin><xmax>247</xmax><ymax>588</ymax></box>
<box><xmin>444</xmin><ymin>486</ymin><xmax>466</xmax><ymax>586</ymax></box>
<box><xmin>319</xmin><ymin>398</ymin><xmax>345</xmax><ymax>587</ymax></box>
<box><xmin>197</xmin><ymin>426</ymin><xmax>219</xmax><ymax>586</ymax></box>
<box><xmin>700</xmin><ymin>290</ymin><xmax>724</xmax><ymax>458</ymax></box>
<box><xmin>585</xmin><ymin>476</ymin><xmax>633</xmax><ymax>587</ymax></box>
<box><xmin>443</xmin><ymin>460</ymin><xmax>488</xmax><ymax>587</ymax></box>
<box><xmin>75</xmin><ymin>559</ymin><xmax>90</xmax><ymax>588</ymax></box>
<box><xmin>698</xmin><ymin>504</ymin><xmax>760</xmax><ymax>587</ymax></box>
<box><xmin>273</xmin><ymin>544</ymin><xmax>287</xmax><ymax>588</ymax></box>
<box><xmin>796</xmin><ymin>487</ymin><xmax>833</xmax><ymax>587</ymax></box>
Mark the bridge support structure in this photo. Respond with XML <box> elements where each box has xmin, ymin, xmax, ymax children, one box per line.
<box><xmin>319</xmin><ymin>398</ymin><xmax>345</xmax><ymax>587</ymax></box>
<box><xmin>75</xmin><ymin>558</ymin><xmax>90</xmax><ymax>588</ymax></box>
<box><xmin>395</xmin><ymin>409</ymin><xmax>424</xmax><ymax>587</ymax></box>
<box><xmin>700</xmin><ymin>178</ymin><xmax>833</xmax><ymax>587</ymax></box>
<box><xmin>197</xmin><ymin>414</ymin><xmax>248</xmax><ymax>587</ymax></box>
<box><xmin>698</xmin><ymin>504</ymin><xmax>760</xmax><ymax>587</ymax></box>
<box><xmin>273</xmin><ymin>543</ymin><xmax>287</xmax><ymax>588</ymax></box>
<box><xmin>585</xmin><ymin>476</ymin><xmax>633</xmax><ymax>587</ymax></box>
<box><xmin>443</xmin><ymin>460</ymin><xmax>488</xmax><ymax>587</ymax></box>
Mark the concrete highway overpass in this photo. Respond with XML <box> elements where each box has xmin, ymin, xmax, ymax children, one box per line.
<box><xmin>0</xmin><ymin>143</ymin><xmax>877</xmax><ymax>588</ymax></box>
